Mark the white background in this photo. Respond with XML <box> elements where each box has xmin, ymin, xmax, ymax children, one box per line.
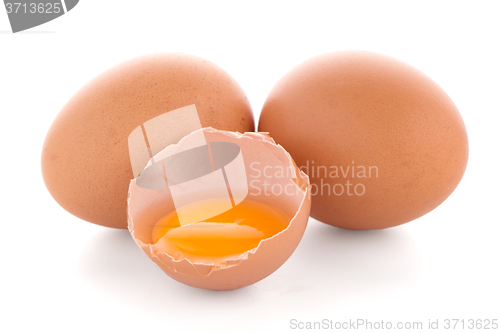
<box><xmin>1</xmin><ymin>1</ymin><xmax>499</xmax><ymax>332</ymax></box>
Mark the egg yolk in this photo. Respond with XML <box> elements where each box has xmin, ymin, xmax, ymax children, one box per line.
<box><xmin>152</xmin><ymin>199</ymin><xmax>290</xmax><ymax>258</ymax></box>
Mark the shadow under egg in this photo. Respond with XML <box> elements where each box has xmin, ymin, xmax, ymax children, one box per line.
<box><xmin>76</xmin><ymin>227</ymin><xmax>260</xmax><ymax>312</ymax></box>
<box><xmin>288</xmin><ymin>218</ymin><xmax>423</xmax><ymax>303</ymax></box>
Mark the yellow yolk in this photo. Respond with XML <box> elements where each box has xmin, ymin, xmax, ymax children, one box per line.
<box><xmin>152</xmin><ymin>199</ymin><xmax>290</xmax><ymax>258</ymax></box>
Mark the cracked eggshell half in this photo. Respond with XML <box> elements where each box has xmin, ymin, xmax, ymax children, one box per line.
<box><xmin>127</xmin><ymin>128</ymin><xmax>311</xmax><ymax>290</ymax></box>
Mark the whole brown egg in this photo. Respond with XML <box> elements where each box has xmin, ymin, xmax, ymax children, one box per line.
<box><xmin>259</xmin><ymin>51</ymin><xmax>468</xmax><ymax>230</ymax></box>
<box><xmin>42</xmin><ymin>53</ymin><xmax>254</xmax><ymax>229</ymax></box>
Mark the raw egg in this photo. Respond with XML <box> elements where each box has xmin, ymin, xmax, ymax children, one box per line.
<box><xmin>42</xmin><ymin>53</ymin><xmax>254</xmax><ymax>229</ymax></box>
<box><xmin>152</xmin><ymin>199</ymin><xmax>290</xmax><ymax>259</ymax></box>
<box><xmin>259</xmin><ymin>51</ymin><xmax>468</xmax><ymax>230</ymax></box>
<box><xmin>128</xmin><ymin>128</ymin><xmax>311</xmax><ymax>290</ymax></box>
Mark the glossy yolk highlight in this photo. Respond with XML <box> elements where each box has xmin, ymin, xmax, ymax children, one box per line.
<box><xmin>152</xmin><ymin>199</ymin><xmax>290</xmax><ymax>258</ymax></box>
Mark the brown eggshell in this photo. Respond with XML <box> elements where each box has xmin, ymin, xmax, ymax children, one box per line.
<box><xmin>259</xmin><ymin>51</ymin><xmax>468</xmax><ymax>230</ymax></box>
<box><xmin>128</xmin><ymin>128</ymin><xmax>311</xmax><ymax>290</ymax></box>
<box><xmin>42</xmin><ymin>53</ymin><xmax>254</xmax><ymax>229</ymax></box>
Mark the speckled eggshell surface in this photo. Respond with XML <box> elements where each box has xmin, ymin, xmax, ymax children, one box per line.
<box><xmin>42</xmin><ymin>53</ymin><xmax>254</xmax><ymax>229</ymax></box>
<box><xmin>259</xmin><ymin>51</ymin><xmax>468</xmax><ymax>230</ymax></box>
